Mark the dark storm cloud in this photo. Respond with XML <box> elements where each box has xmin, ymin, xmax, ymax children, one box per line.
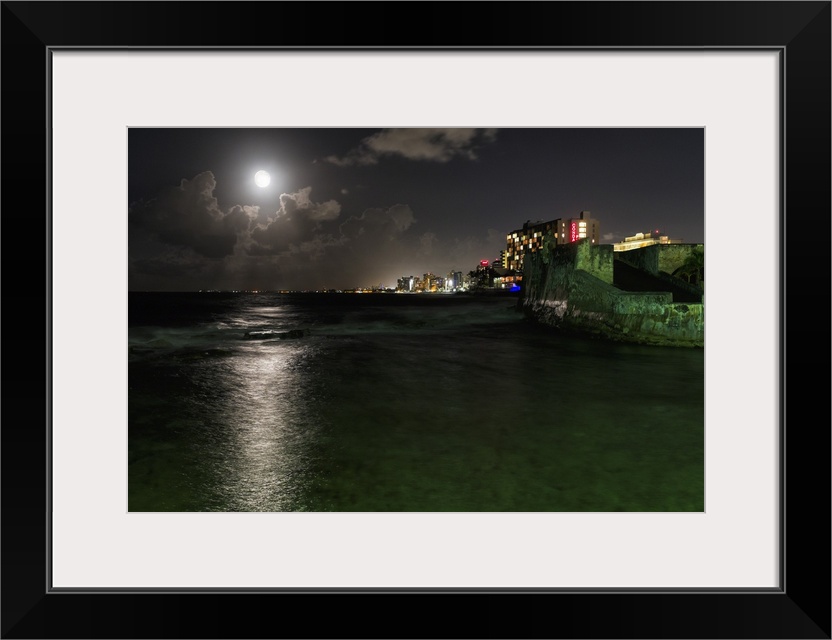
<box><xmin>324</xmin><ymin>128</ymin><xmax>498</xmax><ymax>166</ymax></box>
<box><xmin>128</xmin><ymin>168</ymin><xmax>424</xmax><ymax>289</ymax></box>
<box><xmin>128</xmin><ymin>171</ymin><xmax>257</xmax><ymax>259</ymax></box>
<box><xmin>249</xmin><ymin>186</ymin><xmax>341</xmax><ymax>255</ymax></box>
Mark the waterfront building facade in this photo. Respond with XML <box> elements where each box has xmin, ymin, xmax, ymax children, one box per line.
<box><xmin>505</xmin><ymin>220</ymin><xmax>557</xmax><ymax>270</ymax></box>
<box><xmin>503</xmin><ymin>211</ymin><xmax>601</xmax><ymax>271</ymax></box>
<box><xmin>505</xmin><ymin>211</ymin><xmax>600</xmax><ymax>272</ymax></box>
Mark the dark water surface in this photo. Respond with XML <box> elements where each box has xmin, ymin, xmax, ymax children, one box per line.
<box><xmin>128</xmin><ymin>292</ymin><xmax>704</xmax><ymax>512</ymax></box>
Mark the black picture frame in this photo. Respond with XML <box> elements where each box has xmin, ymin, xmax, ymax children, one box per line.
<box><xmin>2</xmin><ymin>2</ymin><xmax>829</xmax><ymax>638</ymax></box>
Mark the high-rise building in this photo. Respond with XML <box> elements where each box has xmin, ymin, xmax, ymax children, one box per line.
<box><xmin>423</xmin><ymin>273</ymin><xmax>440</xmax><ymax>292</ymax></box>
<box><xmin>505</xmin><ymin>220</ymin><xmax>556</xmax><ymax>271</ymax></box>
<box><xmin>397</xmin><ymin>275</ymin><xmax>416</xmax><ymax>292</ymax></box>
<box><xmin>505</xmin><ymin>211</ymin><xmax>600</xmax><ymax>271</ymax></box>
<box><xmin>445</xmin><ymin>270</ymin><xmax>464</xmax><ymax>290</ymax></box>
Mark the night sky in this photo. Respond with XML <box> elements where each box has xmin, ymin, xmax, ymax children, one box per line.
<box><xmin>128</xmin><ymin>128</ymin><xmax>704</xmax><ymax>291</ymax></box>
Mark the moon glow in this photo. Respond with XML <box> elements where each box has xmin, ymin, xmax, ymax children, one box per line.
<box><xmin>254</xmin><ymin>170</ymin><xmax>271</xmax><ymax>187</ymax></box>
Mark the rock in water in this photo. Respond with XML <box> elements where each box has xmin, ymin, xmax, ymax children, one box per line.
<box><xmin>244</xmin><ymin>329</ymin><xmax>309</xmax><ymax>340</ymax></box>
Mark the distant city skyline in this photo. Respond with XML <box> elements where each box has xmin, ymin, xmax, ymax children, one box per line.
<box><xmin>128</xmin><ymin>127</ymin><xmax>704</xmax><ymax>291</ymax></box>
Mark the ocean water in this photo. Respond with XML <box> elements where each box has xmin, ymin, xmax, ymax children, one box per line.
<box><xmin>128</xmin><ymin>292</ymin><xmax>704</xmax><ymax>512</ymax></box>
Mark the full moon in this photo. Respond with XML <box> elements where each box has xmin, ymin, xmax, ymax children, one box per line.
<box><xmin>254</xmin><ymin>170</ymin><xmax>270</xmax><ymax>187</ymax></box>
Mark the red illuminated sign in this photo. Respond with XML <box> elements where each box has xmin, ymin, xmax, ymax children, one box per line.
<box><xmin>570</xmin><ymin>221</ymin><xmax>577</xmax><ymax>242</ymax></box>
<box><xmin>480</xmin><ymin>260</ymin><xmax>489</xmax><ymax>266</ymax></box>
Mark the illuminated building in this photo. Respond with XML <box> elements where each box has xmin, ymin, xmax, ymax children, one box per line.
<box><xmin>445</xmin><ymin>270</ymin><xmax>464</xmax><ymax>290</ymax></box>
<box><xmin>397</xmin><ymin>275</ymin><xmax>416</xmax><ymax>292</ymax></box>
<box><xmin>492</xmin><ymin>268</ymin><xmax>522</xmax><ymax>290</ymax></box>
<box><xmin>613</xmin><ymin>230</ymin><xmax>683</xmax><ymax>252</ymax></box>
<box><xmin>423</xmin><ymin>273</ymin><xmax>441</xmax><ymax>292</ymax></box>
<box><xmin>565</xmin><ymin>211</ymin><xmax>600</xmax><ymax>245</ymax></box>
<box><xmin>505</xmin><ymin>211</ymin><xmax>600</xmax><ymax>272</ymax></box>
<box><xmin>505</xmin><ymin>220</ymin><xmax>557</xmax><ymax>271</ymax></box>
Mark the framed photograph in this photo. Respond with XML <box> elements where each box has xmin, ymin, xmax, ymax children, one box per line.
<box><xmin>124</xmin><ymin>125</ymin><xmax>706</xmax><ymax>516</ymax></box>
<box><xmin>3</xmin><ymin>1</ymin><xmax>829</xmax><ymax>638</ymax></box>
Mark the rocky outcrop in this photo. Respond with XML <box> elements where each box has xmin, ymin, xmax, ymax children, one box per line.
<box><xmin>243</xmin><ymin>329</ymin><xmax>309</xmax><ymax>340</ymax></box>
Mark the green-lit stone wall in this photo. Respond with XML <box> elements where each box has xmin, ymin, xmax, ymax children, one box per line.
<box><xmin>657</xmin><ymin>243</ymin><xmax>704</xmax><ymax>275</ymax></box>
<box><xmin>522</xmin><ymin>240</ymin><xmax>704</xmax><ymax>347</ymax></box>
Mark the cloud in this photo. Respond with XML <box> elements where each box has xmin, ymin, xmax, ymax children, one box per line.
<box><xmin>128</xmin><ymin>171</ymin><xmax>258</xmax><ymax>259</ymax></box>
<box><xmin>603</xmin><ymin>232</ymin><xmax>617</xmax><ymax>241</ymax></box>
<box><xmin>276</xmin><ymin>186</ymin><xmax>341</xmax><ymax>222</ymax></box>
<box><xmin>128</xmin><ymin>172</ymin><xmax>452</xmax><ymax>290</ymax></box>
<box><xmin>249</xmin><ymin>186</ymin><xmax>342</xmax><ymax>254</ymax></box>
<box><xmin>338</xmin><ymin>204</ymin><xmax>415</xmax><ymax>240</ymax></box>
<box><xmin>324</xmin><ymin>128</ymin><xmax>498</xmax><ymax>166</ymax></box>
<box><xmin>129</xmin><ymin>174</ymin><xmax>348</xmax><ymax>283</ymax></box>
<box><xmin>129</xmin><ymin>172</ymin><xmax>436</xmax><ymax>290</ymax></box>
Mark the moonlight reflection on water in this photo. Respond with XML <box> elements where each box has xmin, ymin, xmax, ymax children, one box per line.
<box><xmin>128</xmin><ymin>292</ymin><xmax>704</xmax><ymax>512</ymax></box>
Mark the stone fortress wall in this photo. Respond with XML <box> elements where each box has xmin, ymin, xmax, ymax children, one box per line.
<box><xmin>521</xmin><ymin>240</ymin><xmax>704</xmax><ymax>347</ymax></box>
